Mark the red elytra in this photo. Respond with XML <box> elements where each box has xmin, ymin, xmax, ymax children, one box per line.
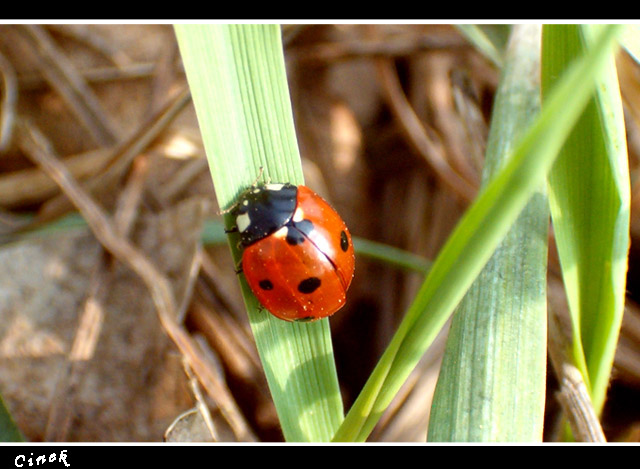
<box><xmin>234</xmin><ymin>184</ymin><xmax>355</xmax><ymax>322</ymax></box>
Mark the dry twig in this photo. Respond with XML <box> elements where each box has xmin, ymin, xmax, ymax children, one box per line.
<box><xmin>375</xmin><ymin>58</ymin><xmax>477</xmax><ymax>203</ymax></box>
<box><xmin>16</xmin><ymin>25</ymin><xmax>119</xmax><ymax>146</ymax></box>
<box><xmin>17</xmin><ymin>120</ymin><xmax>255</xmax><ymax>442</ymax></box>
<box><xmin>44</xmin><ymin>152</ymin><xmax>151</xmax><ymax>441</ymax></box>
<box><xmin>37</xmin><ymin>86</ymin><xmax>191</xmax><ymax>222</ymax></box>
<box><xmin>285</xmin><ymin>30</ymin><xmax>469</xmax><ymax>62</ymax></box>
<box><xmin>45</xmin><ymin>25</ymin><xmax>134</xmax><ymax>68</ymax></box>
<box><xmin>18</xmin><ymin>62</ymin><xmax>158</xmax><ymax>91</ymax></box>
<box><xmin>0</xmin><ymin>49</ymin><xmax>17</xmax><ymax>152</ymax></box>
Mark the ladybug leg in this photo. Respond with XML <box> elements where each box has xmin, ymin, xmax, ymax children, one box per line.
<box><xmin>234</xmin><ymin>259</ymin><xmax>243</xmax><ymax>275</ymax></box>
<box><xmin>250</xmin><ymin>166</ymin><xmax>265</xmax><ymax>188</ymax></box>
<box><xmin>224</xmin><ymin>226</ymin><xmax>238</xmax><ymax>234</ymax></box>
<box><xmin>248</xmin><ymin>166</ymin><xmax>272</xmax><ymax>188</ymax></box>
<box><xmin>294</xmin><ymin>316</ymin><xmax>317</xmax><ymax>323</ymax></box>
<box><xmin>219</xmin><ymin>166</ymin><xmax>265</xmax><ymax>215</ymax></box>
<box><xmin>218</xmin><ymin>203</ymin><xmax>238</xmax><ymax>215</ymax></box>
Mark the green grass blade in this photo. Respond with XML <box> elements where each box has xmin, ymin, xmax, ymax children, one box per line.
<box><xmin>428</xmin><ymin>24</ymin><xmax>547</xmax><ymax>442</ymax></box>
<box><xmin>542</xmin><ymin>24</ymin><xmax>630</xmax><ymax>416</ymax></box>
<box><xmin>175</xmin><ymin>24</ymin><xmax>343</xmax><ymax>442</ymax></box>
<box><xmin>8</xmin><ymin>216</ymin><xmax>431</xmax><ymax>278</ymax></box>
<box><xmin>456</xmin><ymin>24</ymin><xmax>511</xmax><ymax>68</ymax></box>
<box><xmin>332</xmin><ymin>24</ymin><xmax>623</xmax><ymax>442</ymax></box>
<box><xmin>0</xmin><ymin>395</ymin><xmax>23</xmax><ymax>441</ymax></box>
<box><xmin>353</xmin><ymin>238</ymin><xmax>431</xmax><ymax>274</ymax></box>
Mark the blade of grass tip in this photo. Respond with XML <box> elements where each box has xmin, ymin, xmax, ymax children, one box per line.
<box><xmin>542</xmin><ymin>24</ymin><xmax>630</xmax><ymax>417</ymax></box>
<box><xmin>456</xmin><ymin>24</ymin><xmax>511</xmax><ymax>68</ymax></box>
<box><xmin>332</xmin><ymin>24</ymin><xmax>623</xmax><ymax>442</ymax></box>
<box><xmin>175</xmin><ymin>24</ymin><xmax>343</xmax><ymax>442</ymax></box>
<box><xmin>428</xmin><ymin>24</ymin><xmax>547</xmax><ymax>442</ymax></box>
<box><xmin>0</xmin><ymin>395</ymin><xmax>23</xmax><ymax>441</ymax></box>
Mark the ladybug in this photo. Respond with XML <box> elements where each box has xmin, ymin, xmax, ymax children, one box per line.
<box><xmin>229</xmin><ymin>182</ymin><xmax>355</xmax><ymax>322</ymax></box>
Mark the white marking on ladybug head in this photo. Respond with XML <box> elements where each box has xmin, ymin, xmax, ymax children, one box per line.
<box><xmin>292</xmin><ymin>207</ymin><xmax>305</xmax><ymax>222</ymax></box>
<box><xmin>236</xmin><ymin>212</ymin><xmax>251</xmax><ymax>233</ymax></box>
<box><xmin>265</xmin><ymin>183</ymin><xmax>284</xmax><ymax>191</ymax></box>
<box><xmin>273</xmin><ymin>226</ymin><xmax>289</xmax><ymax>239</ymax></box>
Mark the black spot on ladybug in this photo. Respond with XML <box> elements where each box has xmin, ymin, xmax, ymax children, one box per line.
<box><xmin>259</xmin><ymin>279</ymin><xmax>274</xmax><ymax>290</ymax></box>
<box><xmin>340</xmin><ymin>230</ymin><xmax>349</xmax><ymax>252</ymax></box>
<box><xmin>294</xmin><ymin>219</ymin><xmax>314</xmax><ymax>236</ymax></box>
<box><xmin>298</xmin><ymin>277</ymin><xmax>321</xmax><ymax>294</ymax></box>
<box><xmin>285</xmin><ymin>228</ymin><xmax>306</xmax><ymax>245</ymax></box>
<box><xmin>285</xmin><ymin>219</ymin><xmax>314</xmax><ymax>245</ymax></box>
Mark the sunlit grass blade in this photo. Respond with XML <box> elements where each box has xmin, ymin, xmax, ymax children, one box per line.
<box><xmin>620</xmin><ymin>24</ymin><xmax>640</xmax><ymax>63</ymax></box>
<box><xmin>428</xmin><ymin>24</ymin><xmax>547</xmax><ymax>442</ymax></box>
<box><xmin>332</xmin><ymin>24</ymin><xmax>623</xmax><ymax>442</ymax></box>
<box><xmin>174</xmin><ymin>24</ymin><xmax>343</xmax><ymax>442</ymax></box>
<box><xmin>542</xmin><ymin>24</ymin><xmax>630</xmax><ymax>417</ymax></box>
<box><xmin>456</xmin><ymin>24</ymin><xmax>512</xmax><ymax>68</ymax></box>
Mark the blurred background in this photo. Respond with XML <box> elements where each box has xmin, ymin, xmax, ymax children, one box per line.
<box><xmin>0</xmin><ymin>23</ymin><xmax>638</xmax><ymax>442</ymax></box>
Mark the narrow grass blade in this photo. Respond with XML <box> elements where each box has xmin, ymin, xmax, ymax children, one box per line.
<box><xmin>353</xmin><ymin>238</ymin><xmax>431</xmax><ymax>275</ymax></box>
<box><xmin>0</xmin><ymin>395</ymin><xmax>23</xmax><ymax>441</ymax></box>
<box><xmin>175</xmin><ymin>24</ymin><xmax>343</xmax><ymax>442</ymax></box>
<box><xmin>542</xmin><ymin>25</ymin><xmax>630</xmax><ymax>416</ymax></box>
<box><xmin>332</xmin><ymin>24</ymin><xmax>623</xmax><ymax>442</ymax></box>
<box><xmin>428</xmin><ymin>24</ymin><xmax>547</xmax><ymax>442</ymax></box>
<box><xmin>456</xmin><ymin>25</ymin><xmax>511</xmax><ymax>68</ymax></box>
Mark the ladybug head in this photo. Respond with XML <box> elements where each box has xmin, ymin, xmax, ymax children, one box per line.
<box><xmin>233</xmin><ymin>183</ymin><xmax>298</xmax><ymax>247</ymax></box>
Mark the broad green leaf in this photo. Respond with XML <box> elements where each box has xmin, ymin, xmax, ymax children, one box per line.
<box><xmin>542</xmin><ymin>24</ymin><xmax>630</xmax><ymax>416</ymax></box>
<box><xmin>428</xmin><ymin>24</ymin><xmax>547</xmax><ymax>442</ymax></box>
<box><xmin>175</xmin><ymin>24</ymin><xmax>343</xmax><ymax>442</ymax></box>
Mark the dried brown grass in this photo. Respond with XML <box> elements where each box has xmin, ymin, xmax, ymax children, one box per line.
<box><xmin>0</xmin><ymin>23</ymin><xmax>637</xmax><ymax>442</ymax></box>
